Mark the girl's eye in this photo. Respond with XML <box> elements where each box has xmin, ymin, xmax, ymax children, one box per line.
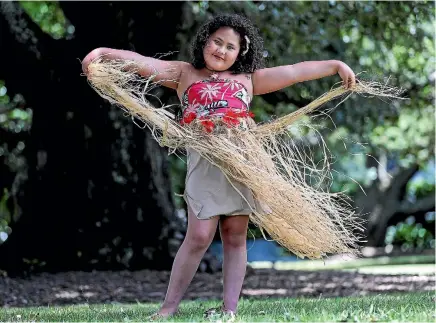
<box><xmin>227</xmin><ymin>46</ymin><xmax>234</xmax><ymax>50</ymax></box>
<box><xmin>214</xmin><ymin>40</ymin><xmax>220</xmax><ymax>45</ymax></box>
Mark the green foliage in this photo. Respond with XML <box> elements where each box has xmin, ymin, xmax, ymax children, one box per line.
<box><xmin>0</xmin><ymin>84</ymin><xmax>32</xmax><ymax>243</ymax></box>
<box><xmin>169</xmin><ymin>154</ymin><xmax>187</xmax><ymax>209</ymax></box>
<box><xmin>0</xmin><ymin>86</ymin><xmax>32</xmax><ymax>138</ymax></box>
<box><xmin>385</xmin><ymin>164</ymin><xmax>436</xmax><ymax>250</ymax></box>
<box><xmin>407</xmin><ymin>165</ymin><xmax>435</xmax><ymax>198</ymax></box>
<box><xmin>0</xmin><ymin>83</ymin><xmax>32</xmax><ymax>169</ymax></box>
<box><xmin>385</xmin><ymin>215</ymin><xmax>435</xmax><ymax>250</ymax></box>
<box><xmin>409</xmin><ymin>179</ymin><xmax>435</xmax><ymax>199</ymax></box>
<box><xmin>0</xmin><ymin>81</ymin><xmax>31</xmax><ymax>234</ymax></box>
<box><xmin>0</xmin><ymin>80</ymin><xmax>9</xmax><ymax>105</ymax></box>
<box><xmin>0</xmin><ymin>189</ymin><xmax>13</xmax><ymax>245</ymax></box>
<box><xmin>19</xmin><ymin>1</ymin><xmax>73</xmax><ymax>39</ymax></box>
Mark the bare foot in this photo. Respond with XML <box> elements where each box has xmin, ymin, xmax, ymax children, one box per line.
<box><xmin>222</xmin><ymin>310</ymin><xmax>236</xmax><ymax>322</ymax></box>
<box><xmin>204</xmin><ymin>304</ymin><xmax>236</xmax><ymax>322</ymax></box>
<box><xmin>148</xmin><ymin>310</ymin><xmax>178</xmax><ymax>321</ymax></box>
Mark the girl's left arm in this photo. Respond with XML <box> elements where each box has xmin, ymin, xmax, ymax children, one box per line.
<box><xmin>252</xmin><ymin>60</ymin><xmax>356</xmax><ymax>96</ymax></box>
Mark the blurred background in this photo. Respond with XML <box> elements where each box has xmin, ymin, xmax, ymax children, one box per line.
<box><xmin>0</xmin><ymin>1</ymin><xmax>434</xmax><ymax>277</ymax></box>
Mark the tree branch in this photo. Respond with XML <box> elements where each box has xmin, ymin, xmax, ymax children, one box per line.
<box><xmin>390</xmin><ymin>194</ymin><xmax>436</xmax><ymax>225</ymax></box>
<box><xmin>389</xmin><ymin>164</ymin><xmax>420</xmax><ymax>198</ymax></box>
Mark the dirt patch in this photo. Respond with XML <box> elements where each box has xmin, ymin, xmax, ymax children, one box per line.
<box><xmin>1</xmin><ymin>268</ymin><xmax>434</xmax><ymax>307</ymax></box>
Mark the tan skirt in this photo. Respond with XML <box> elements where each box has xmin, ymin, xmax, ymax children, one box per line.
<box><xmin>183</xmin><ymin>148</ymin><xmax>268</xmax><ymax>220</ymax></box>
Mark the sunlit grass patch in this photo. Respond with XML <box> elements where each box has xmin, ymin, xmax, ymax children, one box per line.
<box><xmin>1</xmin><ymin>292</ymin><xmax>433</xmax><ymax>322</ymax></box>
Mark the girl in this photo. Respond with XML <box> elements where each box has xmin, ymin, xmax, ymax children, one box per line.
<box><xmin>82</xmin><ymin>13</ymin><xmax>356</xmax><ymax>319</ymax></box>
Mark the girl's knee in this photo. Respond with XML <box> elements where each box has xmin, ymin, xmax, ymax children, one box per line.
<box><xmin>220</xmin><ymin>216</ymin><xmax>249</xmax><ymax>248</ymax></box>
<box><xmin>221</xmin><ymin>228</ymin><xmax>247</xmax><ymax>249</ymax></box>
<box><xmin>187</xmin><ymin>230</ymin><xmax>214</xmax><ymax>251</ymax></box>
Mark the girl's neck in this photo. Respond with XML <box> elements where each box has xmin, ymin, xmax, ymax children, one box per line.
<box><xmin>205</xmin><ymin>66</ymin><xmax>217</xmax><ymax>73</ymax></box>
<box><xmin>204</xmin><ymin>66</ymin><xmax>227</xmax><ymax>80</ymax></box>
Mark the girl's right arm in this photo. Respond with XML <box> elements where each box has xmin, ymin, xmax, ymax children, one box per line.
<box><xmin>81</xmin><ymin>47</ymin><xmax>188</xmax><ymax>90</ymax></box>
<box><xmin>252</xmin><ymin>60</ymin><xmax>355</xmax><ymax>95</ymax></box>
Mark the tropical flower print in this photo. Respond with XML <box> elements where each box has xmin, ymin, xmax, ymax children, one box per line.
<box><xmin>223</xmin><ymin>79</ymin><xmax>243</xmax><ymax>91</ymax></box>
<box><xmin>198</xmin><ymin>83</ymin><xmax>221</xmax><ymax>101</ymax></box>
<box><xmin>180</xmin><ymin>79</ymin><xmax>255</xmax><ymax>132</ymax></box>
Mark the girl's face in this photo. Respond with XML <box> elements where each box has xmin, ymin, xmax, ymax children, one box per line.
<box><xmin>203</xmin><ymin>27</ymin><xmax>241</xmax><ymax>72</ymax></box>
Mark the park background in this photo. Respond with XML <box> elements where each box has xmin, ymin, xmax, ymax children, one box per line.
<box><xmin>0</xmin><ymin>1</ymin><xmax>434</xmax><ymax>321</ymax></box>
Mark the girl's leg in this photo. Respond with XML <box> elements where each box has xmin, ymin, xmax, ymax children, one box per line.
<box><xmin>219</xmin><ymin>214</ymin><xmax>250</xmax><ymax>313</ymax></box>
<box><xmin>158</xmin><ymin>207</ymin><xmax>219</xmax><ymax>316</ymax></box>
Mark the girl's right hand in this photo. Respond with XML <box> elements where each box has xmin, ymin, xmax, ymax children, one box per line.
<box><xmin>82</xmin><ymin>48</ymin><xmax>105</xmax><ymax>75</ymax></box>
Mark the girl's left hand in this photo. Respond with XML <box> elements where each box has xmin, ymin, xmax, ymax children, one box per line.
<box><xmin>337</xmin><ymin>62</ymin><xmax>356</xmax><ymax>89</ymax></box>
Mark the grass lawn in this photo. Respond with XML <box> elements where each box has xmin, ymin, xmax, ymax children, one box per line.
<box><xmin>253</xmin><ymin>254</ymin><xmax>436</xmax><ymax>275</ymax></box>
<box><xmin>1</xmin><ymin>292</ymin><xmax>434</xmax><ymax>322</ymax></box>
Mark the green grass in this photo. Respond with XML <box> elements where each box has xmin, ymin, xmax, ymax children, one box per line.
<box><xmin>342</xmin><ymin>264</ymin><xmax>435</xmax><ymax>275</ymax></box>
<box><xmin>252</xmin><ymin>254</ymin><xmax>435</xmax><ymax>273</ymax></box>
<box><xmin>1</xmin><ymin>292</ymin><xmax>434</xmax><ymax>322</ymax></box>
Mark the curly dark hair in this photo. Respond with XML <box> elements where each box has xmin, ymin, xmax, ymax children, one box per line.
<box><xmin>190</xmin><ymin>13</ymin><xmax>265</xmax><ymax>74</ymax></box>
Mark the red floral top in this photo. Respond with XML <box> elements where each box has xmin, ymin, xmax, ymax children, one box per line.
<box><xmin>180</xmin><ymin>78</ymin><xmax>254</xmax><ymax>132</ymax></box>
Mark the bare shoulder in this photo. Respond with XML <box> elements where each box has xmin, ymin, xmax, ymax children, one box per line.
<box><xmin>164</xmin><ymin>60</ymin><xmax>191</xmax><ymax>83</ymax></box>
<box><xmin>251</xmin><ymin>67</ymin><xmax>280</xmax><ymax>95</ymax></box>
<box><xmin>157</xmin><ymin>61</ymin><xmax>190</xmax><ymax>92</ymax></box>
<box><xmin>252</xmin><ymin>67</ymin><xmax>268</xmax><ymax>83</ymax></box>
<box><xmin>177</xmin><ymin>63</ymin><xmax>199</xmax><ymax>98</ymax></box>
<box><xmin>141</xmin><ymin>59</ymin><xmax>190</xmax><ymax>91</ymax></box>
<box><xmin>179</xmin><ymin>61</ymin><xmax>195</xmax><ymax>76</ymax></box>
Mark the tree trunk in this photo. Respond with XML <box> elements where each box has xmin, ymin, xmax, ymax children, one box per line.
<box><xmin>354</xmin><ymin>155</ymin><xmax>434</xmax><ymax>246</ymax></box>
<box><xmin>0</xmin><ymin>1</ymin><xmax>192</xmax><ymax>276</ymax></box>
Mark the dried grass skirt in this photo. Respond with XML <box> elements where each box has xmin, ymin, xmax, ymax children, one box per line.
<box><xmin>85</xmin><ymin>58</ymin><xmax>404</xmax><ymax>259</ymax></box>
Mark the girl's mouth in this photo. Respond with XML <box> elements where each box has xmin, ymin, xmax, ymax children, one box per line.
<box><xmin>213</xmin><ymin>54</ymin><xmax>224</xmax><ymax>61</ymax></box>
